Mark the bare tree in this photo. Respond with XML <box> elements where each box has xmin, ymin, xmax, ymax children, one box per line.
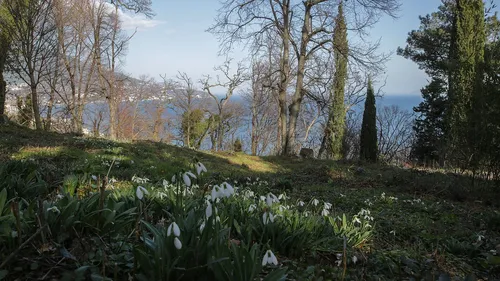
<box><xmin>3</xmin><ymin>0</ymin><xmax>57</xmax><ymax>130</ymax></box>
<box><xmin>244</xmin><ymin>59</ymin><xmax>279</xmax><ymax>155</ymax></box>
<box><xmin>201</xmin><ymin>59</ymin><xmax>248</xmax><ymax>151</ymax></box>
<box><xmin>52</xmin><ymin>0</ymin><xmax>97</xmax><ymax>134</ymax></box>
<box><xmin>377</xmin><ymin>105</ymin><xmax>415</xmax><ymax>163</ymax></box>
<box><xmin>209</xmin><ymin>0</ymin><xmax>400</xmax><ymax>155</ymax></box>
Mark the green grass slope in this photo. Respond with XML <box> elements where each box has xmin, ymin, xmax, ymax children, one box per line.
<box><xmin>0</xmin><ymin>124</ymin><xmax>499</xmax><ymax>280</ymax></box>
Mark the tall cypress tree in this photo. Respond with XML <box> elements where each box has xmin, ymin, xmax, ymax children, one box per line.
<box><xmin>447</xmin><ymin>0</ymin><xmax>485</xmax><ymax>167</ymax></box>
<box><xmin>359</xmin><ymin>78</ymin><xmax>377</xmax><ymax>162</ymax></box>
<box><xmin>319</xmin><ymin>2</ymin><xmax>348</xmax><ymax>159</ymax></box>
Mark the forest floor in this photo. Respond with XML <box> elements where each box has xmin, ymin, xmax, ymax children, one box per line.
<box><xmin>0</xmin><ymin>123</ymin><xmax>499</xmax><ymax>281</ymax></box>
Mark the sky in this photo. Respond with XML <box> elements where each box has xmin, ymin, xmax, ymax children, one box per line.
<box><xmin>117</xmin><ymin>0</ymin><xmax>490</xmax><ymax>96</ymax></box>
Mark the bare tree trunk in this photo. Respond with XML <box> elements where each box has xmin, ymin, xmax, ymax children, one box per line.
<box><xmin>45</xmin><ymin>88</ymin><xmax>55</xmax><ymax>131</ymax></box>
<box><xmin>29</xmin><ymin>84</ymin><xmax>42</xmax><ymax>130</ymax></box>
<box><xmin>251</xmin><ymin>99</ymin><xmax>258</xmax><ymax>155</ymax></box>
<box><xmin>284</xmin><ymin>4</ymin><xmax>312</xmax><ymax>155</ymax></box>
<box><xmin>0</xmin><ymin>35</ymin><xmax>9</xmax><ymax>124</ymax></box>
<box><xmin>0</xmin><ymin>75</ymin><xmax>6</xmax><ymax>123</ymax></box>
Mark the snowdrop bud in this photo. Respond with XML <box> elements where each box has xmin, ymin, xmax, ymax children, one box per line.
<box><xmin>196</xmin><ymin>162</ymin><xmax>207</xmax><ymax>175</ymax></box>
<box><xmin>260</xmin><ymin>195</ymin><xmax>266</xmax><ymax>201</ymax></box>
<box><xmin>262</xmin><ymin>212</ymin><xmax>268</xmax><ymax>225</ymax></box>
<box><xmin>266</xmin><ymin>195</ymin><xmax>273</xmax><ymax>207</ymax></box>
<box><xmin>324</xmin><ymin>202</ymin><xmax>332</xmax><ymax>210</ymax></box>
<box><xmin>136</xmin><ymin>186</ymin><xmax>149</xmax><ymax>200</ymax></box>
<box><xmin>174</xmin><ymin>237</ymin><xmax>182</xmax><ymax>250</ymax></box>
<box><xmin>183</xmin><ymin>173</ymin><xmax>191</xmax><ymax>187</ymax></box>
<box><xmin>321</xmin><ymin>209</ymin><xmax>330</xmax><ymax>216</ymax></box>
<box><xmin>91</xmin><ymin>175</ymin><xmax>97</xmax><ymax>181</ymax></box>
<box><xmin>352</xmin><ymin>255</ymin><xmax>358</xmax><ymax>264</ymax></box>
<box><xmin>172</xmin><ymin>175</ymin><xmax>176</xmax><ymax>183</ymax></box>
<box><xmin>206</xmin><ymin>202</ymin><xmax>213</xmax><ymax>219</ymax></box>
<box><xmin>167</xmin><ymin>222</ymin><xmax>181</xmax><ymax>237</ymax></box>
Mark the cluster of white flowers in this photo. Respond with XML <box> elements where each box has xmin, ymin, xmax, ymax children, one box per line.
<box><xmin>402</xmin><ymin>198</ymin><xmax>424</xmax><ymax>205</ymax></box>
<box><xmin>358</xmin><ymin>209</ymin><xmax>374</xmax><ymax>222</ymax></box>
<box><xmin>210</xmin><ymin>182</ymin><xmax>235</xmax><ymax>201</ymax></box>
<box><xmin>132</xmin><ymin>175</ymin><xmax>150</xmax><ymax>184</ymax></box>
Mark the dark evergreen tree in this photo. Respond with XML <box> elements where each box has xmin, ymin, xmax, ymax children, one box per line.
<box><xmin>447</xmin><ymin>0</ymin><xmax>485</xmax><ymax>168</ymax></box>
<box><xmin>319</xmin><ymin>2</ymin><xmax>348</xmax><ymax>160</ymax></box>
<box><xmin>411</xmin><ymin>78</ymin><xmax>447</xmax><ymax>165</ymax></box>
<box><xmin>359</xmin><ymin>78</ymin><xmax>377</xmax><ymax>162</ymax></box>
<box><xmin>398</xmin><ymin>0</ymin><xmax>455</xmax><ymax>164</ymax></box>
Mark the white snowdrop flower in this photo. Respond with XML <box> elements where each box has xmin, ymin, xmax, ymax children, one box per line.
<box><xmin>167</xmin><ymin>222</ymin><xmax>181</xmax><ymax>237</ymax></box>
<box><xmin>47</xmin><ymin>206</ymin><xmax>60</xmax><ymax>214</ymax></box>
<box><xmin>162</xmin><ymin>179</ymin><xmax>168</xmax><ymax>187</ymax></box>
<box><xmin>206</xmin><ymin>201</ymin><xmax>213</xmax><ymax>219</ymax></box>
<box><xmin>158</xmin><ymin>192</ymin><xmax>168</xmax><ymax>200</ymax></box>
<box><xmin>321</xmin><ymin>209</ymin><xmax>330</xmax><ymax>216</ymax></box>
<box><xmin>312</xmin><ymin>198</ymin><xmax>319</xmax><ymax>206</ymax></box>
<box><xmin>216</xmin><ymin>216</ymin><xmax>221</xmax><ymax>222</ymax></box>
<box><xmin>11</xmin><ymin>231</ymin><xmax>18</xmax><ymax>238</ymax></box>
<box><xmin>262</xmin><ymin>212</ymin><xmax>275</xmax><ymax>225</ymax></box>
<box><xmin>260</xmin><ymin>195</ymin><xmax>266</xmax><ymax>201</ymax></box>
<box><xmin>266</xmin><ymin>193</ymin><xmax>279</xmax><ymax>206</ymax></box>
<box><xmin>324</xmin><ymin>202</ymin><xmax>332</xmax><ymax>210</ymax></box>
<box><xmin>389</xmin><ymin>230</ymin><xmax>396</xmax><ymax>236</ymax></box>
<box><xmin>211</xmin><ymin>185</ymin><xmax>221</xmax><ymax>201</ymax></box>
<box><xmin>174</xmin><ymin>237</ymin><xmax>182</xmax><ymax>250</ymax></box>
<box><xmin>222</xmin><ymin>182</ymin><xmax>234</xmax><ymax>197</ymax></box>
<box><xmin>266</xmin><ymin>195</ymin><xmax>273</xmax><ymax>207</ymax></box>
<box><xmin>91</xmin><ymin>175</ymin><xmax>97</xmax><ymax>181</ymax></box>
<box><xmin>183</xmin><ymin>172</ymin><xmax>196</xmax><ymax>187</ymax></box>
<box><xmin>262</xmin><ymin>250</ymin><xmax>278</xmax><ymax>266</ymax></box>
<box><xmin>56</xmin><ymin>194</ymin><xmax>64</xmax><ymax>199</ymax></box>
<box><xmin>171</xmin><ymin>175</ymin><xmax>176</xmax><ymax>183</ymax></box>
<box><xmin>297</xmin><ymin>200</ymin><xmax>305</xmax><ymax>207</ymax></box>
<box><xmin>196</xmin><ymin>162</ymin><xmax>207</xmax><ymax>175</ymax></box>
<box><xmin>340</xmin><ymin>193</ymin><xmax>346</xmax><ymax>198</ymax></box>
<box><xmin>477</xmin><ymin>234</ymin><xmax>485</xmax><ymax>242</ymax></box>
<box><xmin>352</xmin><ymin>255</ymin><xmax>358</xmax><ymax>264</ymax></box>
<box><xmin>248</xmin><ymin>204</ymin><xmax>257</xmax><ymax>213</ymax></box>
<box><xmin>278</xmin><ymin>193</ymin><xmax>286</xmax><ymax>200</ymax></box>
<box><xmin>353</xmin><ymin>217</ymin><xmax>361</xmax><ymax>224</ymax></box>
<box><xmin>136</xmin><ymin>186</ymin><xmax>149</xmax><ymax>200</ymax></box>
<box><xmin>278</xmin><ymin>205</ymin><xmax>287</xmax><ymax>212</ymax></box>
<box><xmin>199</xmin><ymin>221</ymin><xmax>205</xmax><ymax>233</ymax></box>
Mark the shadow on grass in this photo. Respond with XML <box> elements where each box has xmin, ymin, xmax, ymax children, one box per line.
<box><xmin>1</xmin><ymin>125</ymin><xmax>498</xmax><ymax>206</ymax></box>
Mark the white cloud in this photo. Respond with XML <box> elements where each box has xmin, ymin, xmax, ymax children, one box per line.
<box><xmin>119</xmin><ymin>11</ymin><xmax>165</xmax><ymax>31</ymax></box>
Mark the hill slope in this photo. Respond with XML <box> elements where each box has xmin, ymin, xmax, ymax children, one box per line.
<box><xmin>0</xmin><ymin>125</ymin><xmax>499</xmax><ymax>280</ymax></box>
